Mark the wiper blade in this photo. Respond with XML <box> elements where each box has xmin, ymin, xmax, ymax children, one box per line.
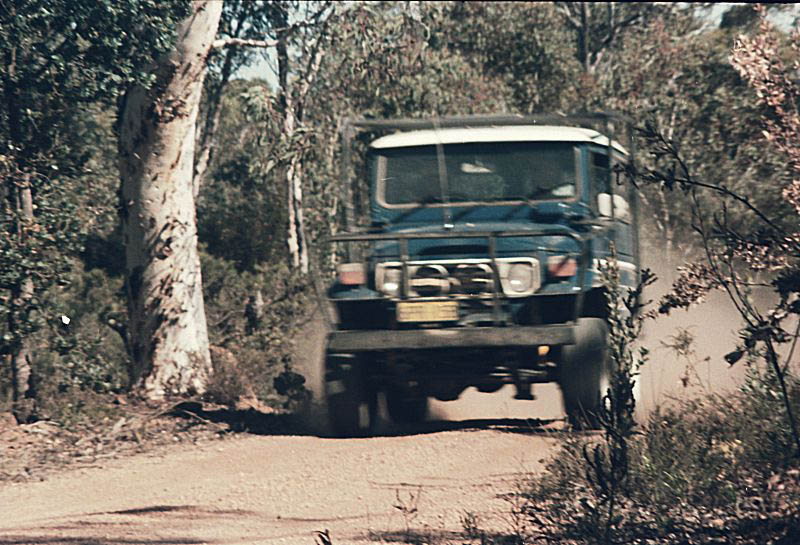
<box><xmin>387</xmin><ymin>195</ymin><xmax>443</xmax><ymax>224</ymax></box>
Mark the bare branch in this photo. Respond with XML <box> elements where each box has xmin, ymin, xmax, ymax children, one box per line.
<box><xmin>555</xmin><ymin>2</ymin><xmax>581</xmax><ymax>29</ymax></box>
<box><xmin>783</xmin><ymin>319</ymin><xmax>800</xmax><ymax>374</ymax></box>
<box><xmin>212</xmin><ymin>37</ymin><xmax>279</xmax><ymax>49</ymax></box>
<box><xmin>295</xmin><ymin>16</ymin><xmax>333</xmax><ymax>120</ymax></box>
<box><xmin>689</xmin><ymin>189</ymin><xmax>752</xmax><ymax>324</ymax></box>
<box><xmin>605</xmin><ymin>13</ymin><xmax>641</xmax><ymax>47</ymax></box>
<box><xmin>212</xmin><ymin>1</ymin><xmax>333</xmax><ymax>50</ymax></box>
<box><xmin>632</xmin><ymin>126</ymin><xmax>788</xmax><ymax>236</ymax></box>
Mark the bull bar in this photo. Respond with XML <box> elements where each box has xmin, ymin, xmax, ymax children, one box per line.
<box><xmin>327</xmin><ymin>228</ymin><xmax>592</xmax><ymax>342</ymax></box>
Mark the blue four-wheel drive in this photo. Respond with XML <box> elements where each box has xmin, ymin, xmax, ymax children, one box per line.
<box><xmin>324</xmin><ymin>114</ymin><xmax>639</xmax><ymax>436</ymax></box>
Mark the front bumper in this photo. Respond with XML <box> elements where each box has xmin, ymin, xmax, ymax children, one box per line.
<box><xmin>326</xmin><ymin>324</ymin><xmax>575</xmax><ymax>352</ymax></box>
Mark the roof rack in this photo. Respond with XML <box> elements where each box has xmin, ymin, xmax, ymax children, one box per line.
<box><xmin>344</xmin><ymin>112</ymin><xmax>635</xmax><ymax>132</ymax></box>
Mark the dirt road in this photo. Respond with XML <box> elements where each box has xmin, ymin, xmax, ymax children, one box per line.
<box><xmin>0</xmin><ymin>392</ymin><xmax>563</xmax><ymax>545</ymax></box>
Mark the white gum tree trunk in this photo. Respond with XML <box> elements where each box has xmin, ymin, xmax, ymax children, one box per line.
<box><xmin>283</xmin><ymin>102</ymin><xmax>310</xmax><ymax>274</ymax></box>
<box><xmin>117</xmin><ymin>1</ymin><xmax>221</xmax><ymax>400</ymax></box>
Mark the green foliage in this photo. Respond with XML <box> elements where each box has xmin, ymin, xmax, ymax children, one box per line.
<box><xmin>0</xmin><ymin>179</ymin><xmax>83</xmax><ymax>343</ymax></box>
<box><xmin>200</xmin><ymin>250</ymin><xmax>314</xmax><ymax>408</ymax></box>
<box><xmin>576</xmin><ymin>256</ymin><xmax>654</xmax><ymax>543</ymax></box>
<box><xmin>635</xmin><ymin>399</ymin><xmax>741</xmax><ymax>511</ymax></box>
<box><xmin>527</xmin><ymin>374</ymin><xmax>800</xmax><ymax>543</ymax></box>
<box><xmin>197</xmin><ymin>80</ymin><xmax>287</xmax><ymax>271</ymax></box>
<box><xmin>41</xmin><ymin>266</ymin><xmax>128</xmax><ymax>393</ymax></box>
<box><xmin>1</xmin><ymin>1</ymin><xmax>796</xmax><ymax>442</ymax></box>
<box><xmin>526</xmin><ymin>11</ymin><xmax>800</xmax><ymax>543</ymax></box>
<box><xmin>315</xmin><ymin>3</ymin><xmax>512</xmax><ymax>120</ymax></box>
<box><xmin>0</xmin><ymin>0</ymin><xmax>190</xmax><ymax>404</ymax></box>
<box><xmin>628</xmin><ymin>11</ymin><xmax>800</xmax><ymax>456</ymax></box>
<box><xmin>1</xmin><ymin>261</ymin><xmax>129</xmax><ymax>424</ymax></box>
<box><xmin>442</xmin><ymin>2</ymin><xmax>581</xmax><ymax>113</ymax></box>
<box><xmin>206</xmin><ymin>1</ymin><xmax>277</xmax><ymax>89</ymax></box>
<box><xmin>735</xmin><ymin>365</ymin><xmax>800</xmax><ymax>471</ymax></box>
<box><xmin>0</xmin><ymin>0</ymin><xmax>191</xmax><ymax>154</ymax></box>
<box><xmin>597</xmin><ymin>8</ymin><xmax>794</xmax><ymax>262</ymax></box>
<box><xmin>199</xmin><ymin>165</ymin><xmax>286</xmax><ymax>271</ymax></box>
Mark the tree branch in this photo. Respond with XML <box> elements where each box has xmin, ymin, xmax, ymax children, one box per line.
<box><xmin>295</xmin><ymin>15</ymin><xmax>332</xmax><ymax>122</ymax></box>
<box><xmin>555</xmin><ymin>2</ymin><xmax>581</xmax><ymax>30</ymax></box>
<box><xmin>673</xmin><ymin>176</ymin><xmax>786</xmax><ymax>236</ymax></box>
<box><xmin>689</xmin><ymin>188</ymin><xmax>752</xmax><ymax>324</ymax></box>
<box><xmin>212</xmin><ymin>37</ymin><xmax>279</xmax><ymax>49</ymax></box>
<box><xmin>633</xmin><ymin>126</ymin><xmax>788</xmax><ymax>236</ymax></box>
<box><xmin>212</xmin><ymin>1</ymin><xmax>333</xmax><ymax>50</ymax></box>
<box><xmin>605</xmin><ymin>13</ymin><xmax>640</xmax><ymax>48</ymax></box>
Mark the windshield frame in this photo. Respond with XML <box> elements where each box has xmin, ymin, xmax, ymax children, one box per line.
<box><xmin>372</xmin><ymin>142</ymin><xmax>583</xmax><ymax>209</ymax></box>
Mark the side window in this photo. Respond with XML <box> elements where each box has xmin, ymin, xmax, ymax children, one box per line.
<box><xmin>589</xmin><ymin>152</ymin><xmax>611</xmax><ymax>199</ymax></box>
<box><xmin>590</xmin><ymin>151</ymin><xmax>631</xmax><ymax>223</ymax></box>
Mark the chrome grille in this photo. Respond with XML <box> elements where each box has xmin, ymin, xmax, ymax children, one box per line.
<box><xmin>411</xmin><ymin>264</ymin><xmax>449</xmax><ymax>297</ymax></box>
<box><xmin>452</xmin><ymin>264</ymin><xmax>493</xmax><ymax>295</ymax></box>
<box><xmin>376</xmin><ymin>258</ymin><xmax>540</xmax><ymax>298</ymax></box>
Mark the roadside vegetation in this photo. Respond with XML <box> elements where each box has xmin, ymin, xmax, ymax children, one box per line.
<box><xmin>1</xmin><ymin>2</ymin><xmax>799</xmax><ymax>542</ymax></box>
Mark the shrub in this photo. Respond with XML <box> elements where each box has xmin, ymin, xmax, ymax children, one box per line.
<box><xmin>0</xmin><ymin>261</ymin><xmax>129</xmax><ymax>425</ymax></box>
<box><xmin>526</xmin><ymin>363</ymin><xmax>800</xmax><ymax>544</ymax></box>
<box><xmin>200</xmin><ymin>251</ymin><xmax>314</xmax><ymax>410</ymax></box>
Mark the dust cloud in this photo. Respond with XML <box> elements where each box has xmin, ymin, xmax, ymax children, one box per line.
<box><xmin>636</xmin><ymin>247</ymin><xmax>761</xmax><ymax>414</ymax></box>
<box><xmin>429</xmin><ymin>248</ymin><xmax>757</xmax><ymax>424</ymax></box>
<box><xmin>428</xmin><ymin>285</ymin><xmax>749</xmax><ymax>424</ymax></box>
<box><xmin>430</xmin><ymin>275</ymin><xmax>754</xmax><ymax>422</ymax></box>
<box><xmin>637</xmin><ymin>291</ymin><xmax>746</xmax><ymax>412</ymax></box>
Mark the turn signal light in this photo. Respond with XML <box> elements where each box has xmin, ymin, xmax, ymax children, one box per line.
<box><xmin>547</xmin><ymin>256</ymin><xmax>577</xmax><ymax>278</ymax></box>
<box><xmin>337</xmin><ymin>263</ymin><xmax>367</xmax><ymax>285</ymax></box>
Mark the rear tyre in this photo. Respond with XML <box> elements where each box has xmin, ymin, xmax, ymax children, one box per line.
<box><xmin>558</xmin><ymin>318</ymin><xmax>610</xmax><ymax>430</ymax></box>
<box><xmin>385</xmin><ymin>384</ymin><xmax>429</xmax><ymax>424</ymax></box>
<box><xmin>325</xmin><ymin>353</ymin><xmax>378</xmax><ymax>437</ymax></box>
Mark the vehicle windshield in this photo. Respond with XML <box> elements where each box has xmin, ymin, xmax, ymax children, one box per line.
<box><xmin>374</xmin><ymin>141</ymin><xmax>578</xmax><ymax>206</ymax></box>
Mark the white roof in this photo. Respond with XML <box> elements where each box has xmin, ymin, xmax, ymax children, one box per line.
<box><xmin>370</xmin><ymin>125</ymin><xmax>628</xmax><ymax>154</ymax></box>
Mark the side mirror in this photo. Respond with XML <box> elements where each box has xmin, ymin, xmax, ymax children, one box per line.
<box><xmin>597</xmin><ymin>193</ymin><xmax>631</xmax><ymax>223</ymax></box>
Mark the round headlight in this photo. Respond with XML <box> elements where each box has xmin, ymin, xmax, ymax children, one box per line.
<box><xmin>508</xmin><ymin>263</ymin><xmax>534</xmax><ymax>293</ymax></box>
<box><xmin>381</xmin><ymin>267</ymin><xmax>402</xmax><ymax>296</ymax></box>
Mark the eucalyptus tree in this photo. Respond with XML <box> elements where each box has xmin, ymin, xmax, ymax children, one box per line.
<box><xmin>596</xmin><ymin>5</ymin><xmax>794</xmax><ymax>272</ymax></box>
<box><xmin>118</xmin><ymin>0</ymin><xmax>224</xmax><ymax>399</ymax></box>
<box><xmin>118</xmin><ymin>0</ymin><xmax>333</xmax><ymax>398</ymax></box>
<box><xmin>0</xmin><ymin>0</ymin><xmax>189</xmax><ymax>414</ymax></box>
<box><xmin>229</xmin><ymin>1</ymin><xmax>335</xmax><ymax>274</ymax></box>
<box><xmin>441</xmin><ymin>2</ymin><xmax>580</xmax><ymax>113</ymax></box>
<box><xmin>630</xmin><ymin>7</ymin><xmax>800</xmax><ymax>455</ymax></box>
<box><xmin>194</xmin><ymin>1</ymin><xmax>279</xmax><ymax>196</ymax></box>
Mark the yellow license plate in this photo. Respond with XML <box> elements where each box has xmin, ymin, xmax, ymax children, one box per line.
<box><xmin>396</xmin><ymin>301</ymin><xmax>459</xmax><ymax>323</ymax></box>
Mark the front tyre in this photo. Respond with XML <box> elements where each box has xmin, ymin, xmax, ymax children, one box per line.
<box><xmin>558</xmin><ymin>318</ymin><xmax>610</xmax><ymax>430</ymax></box>
<box><xmin>325</xmin><ymin>353</ymin><xmax>378</xmax><ymax>437</ymax></box>
<box><xmin>385</xmin><ymin>384</ymin><xmax>429</xmax><ymax>425</ymax></box>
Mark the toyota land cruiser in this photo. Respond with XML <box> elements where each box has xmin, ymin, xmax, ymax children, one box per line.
<box><xmin>324</xmin><ymin>114</ymin><xmax>639</xmax><ymax>436</ymax></box>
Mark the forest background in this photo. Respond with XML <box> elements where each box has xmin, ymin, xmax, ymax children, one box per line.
<box><xmin>0</xmin><ymin>1</ymin><xmax>797</xmax><ymax>429</ymax></box>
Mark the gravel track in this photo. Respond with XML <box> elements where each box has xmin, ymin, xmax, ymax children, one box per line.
<box><xmin>0</xmin><ymin>313</ymin><xmax>573</xmax><ymax>545</ymax></box>
<box><xmin>0</xmin><ymin>414</ymin><xmax>562</xmax><ymax>545</ymax></box>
